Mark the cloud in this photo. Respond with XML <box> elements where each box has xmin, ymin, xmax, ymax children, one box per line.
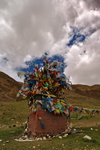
<box><xmin>0</xmin><ymin>0</ymin><xmax>100</xmax><ymax>85</ymax></box>
<box><xmin>84</xmin><ymin>0</ymin><xmax>100</xmax><ymax>10</ymax></box>
<box><xmin>65</xmin><ymin>28</ymin><xmax>100</xmax><ymax>85</ymax></box>
<box><xmin>0</xmin><ymin>0</ymin><xmax>76</xmax><ymax>68</ymax></box>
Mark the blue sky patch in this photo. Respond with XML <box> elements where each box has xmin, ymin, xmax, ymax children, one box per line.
<box><xmin>16</xmin><ymin>55</ymin><xmax>66</xmax><ymax>73</ymax></box>
<box><xmin>67</xmin><ymin>33</ymin><xmax>86</xmax><ymax>46</ymax></box>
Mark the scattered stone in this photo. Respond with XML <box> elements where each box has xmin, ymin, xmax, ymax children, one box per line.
<box><xmin>95</xmin><ymin>129</ymin><xmax>98</xmax><ymax>131</ymax></box>
<box><xmin>90</xmin><ymin>128</ymin><xmax>93</xmax><ymax>130</ymax></box>
<box><xmin>32</xmin><ymin>146</ymin><xmax>36</xmax><ymax>149</ymax></box>
<box><xmin>64</xmin><ymin>129</ymin><xmax>69</xmax><ymax>132</ymax></box>
<box><xmin>83</xmin><ymin>135</ymin><xmax>92</xmax><ymax>140</ymax></box>
<box><xmin>52</xmin><ymin>136</ymin><xmax>55</xmax><ymax>138</ymax></box>
<box><xmin>39</xmin><ymin>138</ymin><xmax>42</xmax><ymax>141</ymax></box>
<box><xmin>69</xmin><ymin>123</ymin><xmax>73</xmax><ymax>128</ymax></box>
<box><xmin>58</xmin><ymin>136</ymin><xmax>62</xmax><ymax>139</ymax></box>
<box><xmin>63</xmin><ymin>134</ymin><xmax>68</xmax><ymax>137</ymax></box>
<box><xmin>46</xmin><ymin>134</ymin><xmax>50</xmax><ymax>138</ymax></box>
<box><xmin>35</xmin><ymin>137</ymin><xmax>40</xmax><ymax>141</ymax></box>
<box><xmin>43</xmin><ymin>136</ymin><xmax>46</xmax><ymax>140</ymax></box>
<box><xmin>22</xmin><ymin>136</ymin><xmax>26</xmax><ymax>140</ymax></box>
<box><xmin>48</xmin><ymin>136</ymin><xmax>51</xmax><ymax>139</ymax></box>
<box><xmin>0</xmin><ymin>139</ymin><xmax>2</xmax><ymax>142</ymax></box>
<box><xmin>25</xmin><ymin>128</ymin><xmax>27</xmax><ymax>132</ymax></box>
<box><xmin>15</xmin><ymin>138</ymin><xmax>34</xmax><ymax>141</ymax></box>
<box><xmin>6</xmin><ymin>140</ymin><xmax>9</xmax><ymax>143</ymax></box>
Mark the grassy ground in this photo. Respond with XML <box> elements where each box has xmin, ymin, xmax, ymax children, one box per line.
<box><xmin>0</xmin><ymin>126</ymin><xmax>100</xmax><ymax>150</ymax></box>
<box><xmin>0</xmin><ymin>100</ymin><xmax>100</xmax><ymax>150</ymax></box>
<box><xmin>0</xmin><ymin>101</ymin><xmax>28</xmax><ymax>126</ymax></box>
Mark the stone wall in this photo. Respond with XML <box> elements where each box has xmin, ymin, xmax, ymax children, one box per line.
<box><xmin>28</xmin><ymin>106</ymin><xmax>67</xmax><ymax>136</ymax></box>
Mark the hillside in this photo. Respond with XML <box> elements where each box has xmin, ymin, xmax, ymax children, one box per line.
<box><xmin>0</xmin><ymin>71</ymin><xmax>100</xmax><ymax>102</ymax></box>
<box><xmin>0</xmin><ymin>71</ymin><xmax>22</xmax><ymax>102</ymax></box>
<box><xmin>72</xmin><ymin>84</ymin><xmax>100</xmax><ymax>100</ymax></box>
<box><xmin>0</xmin><ymin>72</ymin><xmax>100</xmax><ymax>150</ymax></box>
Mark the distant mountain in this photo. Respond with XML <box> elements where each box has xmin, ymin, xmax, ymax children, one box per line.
<box><xmin>72</xmin><ymin>84</ymin><xmax>100</xmax><ymax>100</ymax></box>
<box><xmin>0</xmin><ymin>71</ymin><xmax>22</xmax><ymax>102</ymax></box>
<box><xmin>0</xmin><ymin>71</ymin><xmax>100</xmax><ymax>102</ymax></box>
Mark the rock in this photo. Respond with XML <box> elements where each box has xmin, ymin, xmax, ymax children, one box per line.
<box><xmin>6</xmin><ymin>140</ymin><xmax>9</xmax><ymax>143</ymax></box>
<box><xmin>35</xmin><ymin>138</ymin><xmax>40</xmax><ymax>141</ymax></box>
<box><xmin>52</xmin><ymin>136</ymin><xmax>55</xmax><ymax>138</ymax></box>
<box><xmin>46</xmin><ymin>134</ymin><xmax>49</xmax><ymax>137</ymax></box>
<box><xmin>43</xmin><ymin>137</ymin><xmax>46</xmax><ymax>140</ymax></box>
<box><xmin>15</xmin><ymin>138</ymin><xmax>34</xmax><ymax>141</ymax></box>
<box><xmin>25</xmin><ymin>128</ymin><xmax>27</xmax><ymax>132</ymax></box>
<box><xmin>0</xmin><ymin>139</ymin><xmax>2</xmax><ymax>142</ymax></box>
<box><xmin>33</xmin><ymin>146</ymin><xmax>36</xmax><ymax>149</ymax></box>
<box><xmin>58</xmin><ymin>136</ymin><xmax>62</xmax><ymax>139</ymax></box>
<box><xmin>90</xmin><ymin>128</ymin><xmax>93</xmax><ymax>130</ymax></box>
<box><xmin>95</xmin><ymin>129</ymin><xmax>98</xmax><ymax>131</ymax></box>
<box><xmin>63</xmin><ymin>134</ymin><xmax>68</xmax><ymax>137</ymax></box>
<box><xmin>64</xmin><ymin>129</ymin><xmax>69</xmax><ymax>132</ymax></box>
<box><xmin>39</xmin><ymin>138</ymin><xmax>42</xmax><ymax>141</ymax></box>
<box><xmin>22</xmin><ymin>136</ymin><xmax>26</xmax><ymax>140</ymax></box>
<box><xmin>83</xmin><ymin>135</ymin><xmax>92</xmax><ymax>140</ymax></box>
<box><xmin>24</xmin><ymin>135</ymin><xmax>28</xmax><ymax>138</ymax></box>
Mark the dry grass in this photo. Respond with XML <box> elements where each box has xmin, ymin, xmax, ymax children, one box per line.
<box><xmin>0</xmin><ymin>98</ymin><xmax>100</xmax><ymax>150</ymax></box>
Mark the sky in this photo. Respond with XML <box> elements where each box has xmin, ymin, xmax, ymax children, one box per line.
<box><xmin>0</xmin><ymin>0</ymin><xmax>100</xmax><ymax>85</ymax></box>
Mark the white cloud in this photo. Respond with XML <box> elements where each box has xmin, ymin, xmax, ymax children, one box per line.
<box><xmin>0</xmin><ymin>0</ymin><xmax>100</xmax><ymax>85</ymax></box>
<box><xmin>65</xmin><ymin>28</ymin><xmax>100</xmax><ymax>85</ymax></box>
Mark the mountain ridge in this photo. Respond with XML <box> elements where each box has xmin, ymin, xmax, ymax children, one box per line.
<box><xmin>0</xmin><ymin>71</ymin><xmax>100</xmax><ymax>102</ymax></box>
<box><xmin>0</xmin><ymin>71</ymin><xmax>22</xmax><ymax>102</ymax></box>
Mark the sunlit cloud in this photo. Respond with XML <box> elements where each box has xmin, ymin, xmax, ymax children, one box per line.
<box><xmin>0</xmin><ymin>0</ymin><xmax>100</xmax><ymax>85</ymax></box>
